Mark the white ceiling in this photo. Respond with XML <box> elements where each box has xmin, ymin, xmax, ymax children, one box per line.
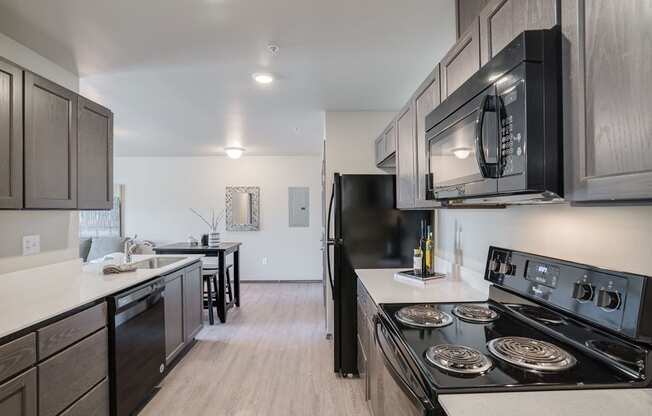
<box><xmin>0</xmin><ymin>0</ymin><xmax>455</xmax><ymax>156</ymax></box>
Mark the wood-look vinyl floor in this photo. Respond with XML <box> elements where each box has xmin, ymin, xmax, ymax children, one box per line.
<box><xmin>141</xmin><ymin>283</ymin><xmax>371</xmax><ymax>416</ymax></box>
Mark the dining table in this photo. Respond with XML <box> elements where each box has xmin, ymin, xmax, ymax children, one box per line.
<box><xmin>154</xmin><ymin>242</ymin><xmax>242</xmax><ymax>323</ymax></box>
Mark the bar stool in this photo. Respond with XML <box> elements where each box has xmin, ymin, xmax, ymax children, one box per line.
<box><xmin>202</xmin><ymin>263</ymin><xmax>234</xmax><ymax>325</ymax></box>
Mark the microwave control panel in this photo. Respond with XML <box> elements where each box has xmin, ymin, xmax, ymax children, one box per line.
<box><xmin>497</xmin><ymin>66</ymin><xmax>526</xmax><ymax>178</ymax></box>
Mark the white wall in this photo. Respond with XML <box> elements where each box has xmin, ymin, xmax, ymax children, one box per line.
<box><xmin>114</xmin><ymin>156</ymin><xmax>322</xmax><ymax>281</ymax></box>
<box><xmin>0</xmin><ymin>32</ymin><xmax>80</xmax><ymax>274</ymax></box>
<box><xmin>436</xmin><ymin>204</ymin><xmax>652</xmax><ymax>278</ymax></box>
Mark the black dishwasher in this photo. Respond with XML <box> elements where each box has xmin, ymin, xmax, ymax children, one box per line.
<box><xmin>108</xmin><ymin>277</ymin><xmax>166</xmax><ymax>416</ymax></box>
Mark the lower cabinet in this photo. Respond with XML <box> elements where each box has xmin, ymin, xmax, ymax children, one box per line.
<box><xmin>164</xmin><ymin>271</ymin><xmax>185</xmax><ymax>364</ymax></box>
<box><xmin>0</xmin><ymin>368</ymin><xmax>37</xmax><ymax>416</ymax></box>
<box><xmin>164</xmin><ymin>262</ymin><xmax>204</xmax><ymax>366</ymax></box>
<box><xmin>59</xmin><ymin>378</ymin><xmax>109</xmax><ymax>416</ymax></box>
<box><xmin>357</xmin><ymin>278</ymin><xmax>383</xmax><ymax>416</ymax></box>
<box><xmin>183</xmin><ymin>265</ymin><xmax>203</xmax><ymax>341</ymax></box>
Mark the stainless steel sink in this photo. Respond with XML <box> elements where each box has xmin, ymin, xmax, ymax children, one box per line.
<box><xmin>132</xmin><ymin>256</ymin><xmax>187</xmax><ymax>269</ymax></box>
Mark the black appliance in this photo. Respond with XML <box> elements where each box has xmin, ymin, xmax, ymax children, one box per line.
<box><xmin>376</xmin><ymin>246</ymin><xmax>652</xmax><ymax>415</ymax></box>
<box><xmin>327</xmin><ymin>173</ymin><xmax>431</xmax><ymax>375</ymax></box>
<box><xmin>425</xmin><ymin>27</ymin><xmax>562</xmax><ymax>205</ymax></box>
<box><xmin>108</xmin><ymin>278</ymin><xmax>166</xmax><ymax>416</ymax></box>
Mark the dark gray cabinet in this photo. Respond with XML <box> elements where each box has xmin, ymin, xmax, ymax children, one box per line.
<box><xmin>59</xmin><ymin>378</ymin><xmax>108</xmax><ymax>416</ymax></box>
<box><xmin>414</xmin><ymin>66</ymin><xmax>442</xmax><ymax>209</ymax></box>
<box><xmin>357</xmin><ymin>278</ymin><xmax>383</xmax><ymax>416</ymax></box>
<box><xmin>0</xmin><ymin>334</ymin><xmax>35</xmax><ymax>384</ymax></box>
<box><xmin>440</xmin><ymin>17</ymin><xmax>481</xmax><ymax>99</ymax></box>
<box><xmin>0</xmin><ymin>368</ymin><xmax>36</xmax><ymax>416</ymax></box>
<box><xmin>164</xmin><ymin>271</ymin><xmax>185</xmax><ymax>364</ymax></box>
<box><xmin>183</xmin><ymin>265</ymin><xmax>203</xmax><ymax>342</ymax></box>
<box><xmin>480</xmin><ymin>0</ymin><xmax>558</xmax><ymax>65</ymax></box>
<box><xmin>563</xmin><ymin>0</ymin><xmax>652</xmax><ymax>202</ymax></box>
<box><xmin>78</xmin><ymin>97</ymin><xmax>113</xmax><ymax>210</ymax></box>
<box><xmin>24</xmin><ymin>72</ymin><xmax>78</xmax><ymax>209</ymax></box>
<box><xmin>396</xmin><ymin>104</ymin><xmax>416</xmax><ymax>209</ymax></box>
<box><xmin>0</xmin><ymin>59</ymin><xmax>23</xmax><ymax>209</ymax></box>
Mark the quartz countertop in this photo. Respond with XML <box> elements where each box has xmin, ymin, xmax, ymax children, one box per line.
<box><xmin>439</xmin><ymin>389</ymin><xmax>652</xmax><ymax>416</ymax></box>
<box><xmin>355</xmin><ymin>267</ymin><xmax>489</xmax><ymax>304</ymax></box>
<box><xmin>0</xmin><ymin>254</ymin><xmax>203</xmax><ymax>340</ymax></box>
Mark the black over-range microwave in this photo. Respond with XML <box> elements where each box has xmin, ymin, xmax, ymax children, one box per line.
<box><xmin>425</xmin><ymin>27</ymin><xmax>562</xmax><ymax>205</ymax></box>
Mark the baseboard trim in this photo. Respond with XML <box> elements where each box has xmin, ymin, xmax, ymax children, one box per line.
<box><xmin>242</xmin><ymin>279</ymin><xmax>322</xmax><ymax>284</ymax></box>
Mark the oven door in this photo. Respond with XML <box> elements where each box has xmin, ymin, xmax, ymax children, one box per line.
<box><xmin>426</xmin><ymin>86</ymin><xmax>500</xmax><ymax>200</ymax></box>
<box><xmin>374</xmin><ymin>317</ymin><xmax>438</xmax><ymax>416</ymax></box>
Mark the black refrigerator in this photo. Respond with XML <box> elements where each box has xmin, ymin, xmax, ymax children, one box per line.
<box><xmin>327</xmin><ymin>173</ymin><xmax>431</xmax><ymax>375</ymax></box>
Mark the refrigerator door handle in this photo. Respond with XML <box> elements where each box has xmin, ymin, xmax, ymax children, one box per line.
<box><xmin>326</xmin><ymin>183</ymin><xmax>335</xmax><ymax>298</ymax></box>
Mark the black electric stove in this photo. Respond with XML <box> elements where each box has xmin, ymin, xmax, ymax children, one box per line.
<box><xmin>373</xmin><ymin>247</ymin><xmax>652</xmax><ymax>415</ymax></box>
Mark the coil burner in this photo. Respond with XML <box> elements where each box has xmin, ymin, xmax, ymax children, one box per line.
<box><xmin>452</xmin><ymin>304</ymin><xmax>500</xmax><ymax>323</ymax></box>
<box><xmin>487</xmin><ymin>337</ymin><xmax>577</xmax><ymax>372</ymax></box>
<box><xmin>426</xmin><ymin>345</ymin><xmax>493</xmax><ymax>376</ymax></box>
<box><xmin>395</xmin><ymin>304</ymin><xmax>453</xmax><ymax>328</ymax></box>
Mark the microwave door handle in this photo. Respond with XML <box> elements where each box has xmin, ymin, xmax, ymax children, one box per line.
<box><xmin>474</xmin><ymin>94</ymin><xmax>494</xmax><ymax>178</ymax></box>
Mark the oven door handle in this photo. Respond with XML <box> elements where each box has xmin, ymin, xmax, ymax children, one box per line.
<box><xmin>374</xmin><ymin>317</ymin><xmax>435</xmax><ymax>413</ymax></box>
<box><xmin>474</xmin><ymin>94</ymin><xmax>497</xmax><ymax>178</ymax></box>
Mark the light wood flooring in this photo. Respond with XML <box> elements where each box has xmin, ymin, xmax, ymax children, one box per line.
<box><xmin>141</xmin><ymin>282</ymin><xmax>371</xmax><ymax>416</ymax></box>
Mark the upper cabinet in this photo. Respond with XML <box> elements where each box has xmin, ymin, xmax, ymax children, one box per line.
<box><xmin>0</xmin><ymin>56</ymin><xmax>114</xmax><ymax>211</ymax></box>
<box><xmin>480</xmin><ymin>0</ymin><xmax>558</xmax><ymax>65</ymax></box>
<box><xmin>413</xmin><ymin>66</ymin><xmax>442</xmax><ymax>208</ymax></box>
<box><xmin>0</xmin><ymin>59</ymin><xmax>23</xmax><ymax>209</ymax></box>
<box><xmin>440</xmin><ymin>17</ymin><xmax>481</xmax><ymax>99</ymax></box>
<box><xmin>78</xmin><ymin>97</ymin><xmax>113</xmax><ymax>210</ymax></box>
<box><xmin>457</xmin><ymin>0</ymin><xmax>491</xmax><ymax>38</ymax></box>
<box><xmin>24</xmin><ymin>73</ymin><xmax>78</xmax><ymax>209</ymax></box>
<box><xmin>563</xmin><ymin>0</ymin><xmax>652</xmax><ymax>202</ymax></box>
<box><xmin>395</xmin><ymin>104</ymin><xmax>415</xmax><ymax>209</ymax></box>
<box><xmin>375</xmin><ymin>120</ymin><xmax>397</xmax><ymax>169</ymax></box>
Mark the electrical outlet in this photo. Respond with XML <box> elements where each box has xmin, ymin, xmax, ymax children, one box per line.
<box><xmin>22</xmin><ymin>235</ymin><xmax>41</xmax><ymax>256</ymax></box>
<box><xmin>262</xmin><ymin>257</ymin><xmax>268</xmax><ymax>265</ymax></box>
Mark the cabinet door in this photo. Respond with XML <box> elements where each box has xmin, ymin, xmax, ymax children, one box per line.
<box><xmin>374</xmin><ymin>135</ymin><xmax>385</xmax><ymax>165</ymax></box>
<box><xmin>24</xmin><ymin>73</ymin><xmax>78</xmax><ymax>209</ymax></box>
<box><xmin>0</xmin><ymin>368</ymin><xmax>36</xmax><ymax>416</ymax></box>
<box><xmin>0</xmin><ymin>60</ymin><xmax>23</xmax><ymax>209</ymax></box>
<box><xmin>183</xmin><ymin>266</ymin><xmax>203</xmax><ymax>341</ymax></box>
<box><xmin>384</xmin><ymin>123</ymin><xmax>396</xmax><ymax>157</ymax></box>
<box><xmin>480</xmin><ymin>0</ymin><xmax>558</xmax><ymax>65</ymax></box>
<box><xmin>440</xmin><ymin>17</ymin><xmax>480</xmax><ymax>99</ymax></box>
<box><xmin>78</xmin><ymin>97</ymin><xmax>113</xmax><ymax>210</ymax></box>
<box><xmin>396</xmin><ymin>104</ymin><xmax>416</xmax><ymax>209</ymax></box>
<box><xmin>457</xmin><ymin>0</ymin><xmax>490</xmax><ymax>38</ymax></box>
<box><xmin>164</xmin><ymin>273</ymin><xmax>184</xmax><ymax>364</ymax></box>
<box><xmin>414</xmin><ymin>66</ymin><xmax>442</xmax><ymax>208</ymax></box>
<box><xmin>369</xmin><ymin>319</ymin><xmax>384</xmax><ymax>416</ymax></box>
<box><xmin>563</xmin><ymin>0</ymin><xmax>652</xmax><ymax>202</ymax></box>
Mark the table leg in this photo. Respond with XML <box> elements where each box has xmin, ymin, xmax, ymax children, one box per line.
<box><xmin>217</xmin><ymin>251</ymin><xmax>227</xmax><ymax>323</ymax></box>
<box><xmin>234</xmin><ymin>248</ymin><xmax>240</xmax><ymax>307</ymax></box>
<box><xmin>205</xmin><ymin>275</ymin><xmax>214</xmax><ymax>325</ymax></box>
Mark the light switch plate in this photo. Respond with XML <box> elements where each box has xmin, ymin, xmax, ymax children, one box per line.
<box><xmin>23</xmin><ymin>235</ymin><xmax>40</xmax><ymax>256</ymax></box>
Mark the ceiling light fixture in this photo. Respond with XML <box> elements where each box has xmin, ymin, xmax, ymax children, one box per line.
<box><xmin>252</xmin><ymin>72</ymin><xmax>274</xmax><ymax>84</ymax></box>
<box><xmin>452</xmin><ymin>147</ymin><xmax>472</xmax><ymax>160</ymax></box>
<box><xmin>225</xmin><ymin>146</ymin><xmax>245</xmax><ymax>159</ymax></box>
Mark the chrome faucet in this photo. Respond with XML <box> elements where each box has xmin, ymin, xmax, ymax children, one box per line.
<box><xmin>124</xmin><ymin>235</ymin><xmax>138</xmax><ymax>263</ymax></box>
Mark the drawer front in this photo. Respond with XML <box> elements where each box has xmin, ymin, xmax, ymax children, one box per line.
<box><xmin>0</xmin><ymin>333</ymin><xmax>36</xmax><ymax>384</ymax></box>
<box><xmin>38</xmin><ymin>302</ymin><xmax>106</xmax><ymax>359</ymax></box>
<box><xmin>0</xmin><ymin>367</ymin><xmax>37</xmax><ymax>416</ymax></box>
<box><xmin>38</xmin><ymin>328</ymin><xmax>108</xmax><ymax>416</ymax></box>
<box><xmin>59</xmin><ymin>378</ymin><xmax>108</xmax><ymax>416</ymax></box>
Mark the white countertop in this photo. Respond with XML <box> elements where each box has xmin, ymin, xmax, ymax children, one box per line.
<box><xmin>439</xmin><ymin>389</ymin><xmax>652</xmax><ymax>416</ymax></box>
<box><xmin>0</xmin><ymin>254</ymin><xmax>203</xmax><ymax>339</ymax></box>
<box><xmin>355</xmin><ymin>268</ymin><xmax>489</xmax><ymax>304</ymax></box>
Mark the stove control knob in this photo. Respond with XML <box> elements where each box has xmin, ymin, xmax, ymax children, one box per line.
<box><xmin>595</xmin><ymin>289</ymin><xmax>621</xmax><ymax>310</ymax></box>
<box><xmin>498</xmin><ymin>262</ymin><xmax>515</xmax><ymax>275</ymax></box>
<box><xmin>572</xmin><ymin>282</ymin><xmax>594</xmax><ymax>302</ymax></box>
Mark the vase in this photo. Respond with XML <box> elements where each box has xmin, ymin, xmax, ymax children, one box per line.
<box><xmin>208</xmin><ymin>231</ymin><xmax>220</xmax><ymax>247</ymax></box>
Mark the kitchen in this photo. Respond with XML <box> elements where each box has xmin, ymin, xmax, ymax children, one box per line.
<box><xmin>1</xmin><ymin>1</ymin><xmax>652</xmax><ymax>415</ymax></box>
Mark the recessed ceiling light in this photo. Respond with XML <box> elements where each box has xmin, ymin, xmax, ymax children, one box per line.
<box><xmin>225</xmin><ymin>146</ymin><xmax>245</xmax><ymax>159</ymax></box>
<box><xmin>252</xmin><ymin>73</ymin><xmax>274</xmax><ymax>84</ymax></box>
